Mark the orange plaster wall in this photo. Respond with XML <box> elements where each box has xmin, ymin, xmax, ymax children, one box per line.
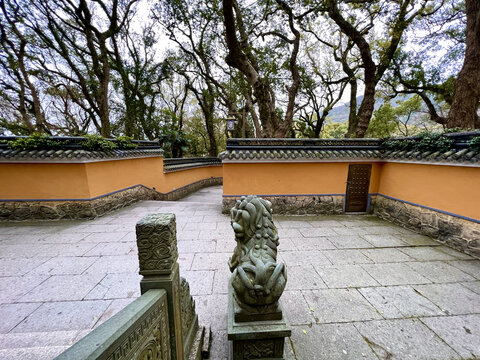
<box><xmin>377</xmin><ymin>162</ymin><xmax>480</xmax><ymax>221</ymax></box>
<box><xmin>223</xmin><ymin>162</ymin><xmax>380</xmax><ymax>196</ymax></box>
<box><xmin>81</xmin><ymin>158</ymin><xmax>222</xmax><ymax>197</ymax></box>
<box><xmin>0</xmin><ymin>163</ymin><xmax>90</xmax><ymax>199</ymax></box>
<box><xmin>163</xmin><ymin>166</ymin><xmax>223</xmax><ymax>193</ymax></box>
<box><xmin>84</xmin><ymin>157</ymin><xmax>165</xmax><ymax>198</ymax></box>
<box><xmin>0</xmin><ymin>157</ymin><xmax>223</xmax><ymax>200</ymax></box>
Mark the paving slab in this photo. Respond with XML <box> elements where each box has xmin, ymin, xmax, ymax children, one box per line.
<box><xmin>362</xmin><ymin>234</ymin><xmax>410</xmax><ymax>247</ymax></box>
<box><xmin>281</xmin><ymin>290</ymin><xmax>316</xmax><ymax>326</ymax></box>
<box><xmin>448</xmin><ymin>260</ymin><xmax>480</xmax><ymax>279</ymax></box>
<box><xmin>0</xmin><ymin>330</ymin><xmax>80</xmax><ymax>349</ymax></box>
<box><xmin>303</xmin><ymin>289</ymin><xmax>383</xmax><ymax>323</ymax></box>
<box><xmin>0</xmin><ymin>275</ymin><xmax>49</xmax><ymax>304</ymax></box>
<box><xmin>0</xmin><ymin>346</ymin><xmax>68</xmax><ymax>360</ymax></box>
<box><xmin>288</xmin><ymin>323</ymin><xmax>378</xmax><ymax>360</ymax></box>
<box><xmin>358</xmin><ymin>285</ymin><xmax>444</xmax><ymax>318</ymax></box>
<box><xmin>399</xmin><ymin>246</ymin><xmax>459</xmax><ymax>261</ymax></box>
<box><xmin>12</xmin><ymin>300</ymin><xmax>111</xmax><ymax>332</ymax></box>
<box><xmin>27</xmin><ymin>256</ymin><xmax>98</xmax><ymax>276</ymax></box>
<box><xmin>0</xmin><ymin>257</ymin><xmax>51</xmax><ymax>276</ymax></box>
<box><xmin>460</xmin><ymin>281</ymin><xmax>480</xmax><ymax>295</ymax></box>
<box><xmin>284</xmin><ymin>264</ymin><xmax>327</xmax><ymax>290</ymax></box>
<box><xmin>19</xmin><ymin>273</ymin><xmax>106</xmax><ymax>302</ymax></box>
<box><xmin>361</xmin><ymin>248</ymin><xmax>413</xmax><ymax>263</ymax></box>
<box><xmin>421</xmin><ymin>314</ymin><xmax>480</xmax><ymax>359</ymax></box>
<box><xmin>406</xmin><ymin>261</ymin><xmax>476</xmax><ymax>283</ymax></box>
<box><xmin>394</xmin><ymin>233</ymin><xmax>441</xmax><ymax>246</ymax></box>
<box><xmin>181</xmin><ymin>270</ymin><xmax>214</xmax><ymax>295</ymax></box>
<box><xmin>83</xmin><ymin>255</ymin><xmax>138</xmax><ymax>275</ymax></box>
<box><xmin>314</xmin><ymin>264</ymin><xmax>380</xmax><ymax>288</ymax></box>
<box><xmin>413</xmin><ymin>283</ymin><xmax>480</xmax><ymax>315</ymax></box>
<box><xmin>354</xmin><ymin>319</ymin><xmax>461</xmax><ymax>359</ymax></box>
<box><xmin>280</xmin><ymin>250</ymin><xmax>332</xmax><ymax>266</ymax></box>
<box><xmin>0</xmin><ymin>303</ymin><xmax>42</xmax><ymax>333</ymax></box>
<box><xmin>290</xmin><ymin>236</ymin><xmax>336</xmax><ymax>250</ymax></box>
<box><xmin>361</xmin><ymin>262</ymin><xmax>431</xmax><ymax>286</ymax></box>
<box><xmin>84</xmin><ymin>273</ymin><xmax>141</xmax><ymax>300</ymax></box>
<box><xmin>326</xmin><ymin>235</ymin><xmax>372</xmax><ymax>249</ymax></box>
<box><xmin>322</xmin><ymin>249</ymin><xmax>374</xmax><ymax>265</ymax></box>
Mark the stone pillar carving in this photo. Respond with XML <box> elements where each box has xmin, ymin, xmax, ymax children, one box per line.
<box><xmin>136</xmin><ymin>213</ymin><xmax>184</xmax><ymax>360</ymax></box>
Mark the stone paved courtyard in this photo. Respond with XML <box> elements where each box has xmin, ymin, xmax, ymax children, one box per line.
<box><xmin>0</xmin><ymin>185</ymin><xmax>479</xmax><ymax>359</ymax></box>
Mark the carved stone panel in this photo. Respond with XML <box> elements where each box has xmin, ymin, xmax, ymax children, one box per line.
<box><xmin>54</xmin><ymin>289</ymin><xmax>170</xmax><ymax>360</ymax></box>
<box><xmin>136</xmin><ymin>214</ymin><xmax>178</xmax><ymax>275</ymax></box>
<box><xmin>180</xmin><ymin>277</ymin><xmax>196</xmax><ymax>343</ymax></box>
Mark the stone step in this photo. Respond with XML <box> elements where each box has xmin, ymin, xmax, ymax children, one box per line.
<box><xmin>0</xmin><ymin>330</ymin><xmax>87</xmax><ymax>359</ymax></box>
<box><xmin>0</xmin><ymin>345</ymin><xmax>69</xmax><ymax>360</ymax></box>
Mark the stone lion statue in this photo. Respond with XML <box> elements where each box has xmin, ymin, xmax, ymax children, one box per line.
<box><xmin>229</xmin><ymin>195</ymin><xmax>287</xmax><ymax>308</ymax></box>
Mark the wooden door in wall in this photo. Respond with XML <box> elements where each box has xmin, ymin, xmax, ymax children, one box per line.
<box><xmin>345</xmin><ymin>164</ymin><xmax>372</xmax><ymax>212</ymax></box>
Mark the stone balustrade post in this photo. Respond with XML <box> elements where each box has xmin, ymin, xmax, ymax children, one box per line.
<box><xmin>136</xmin><ymin>213</ymin><xmax>184</xmax><ymax>360</ymax></box>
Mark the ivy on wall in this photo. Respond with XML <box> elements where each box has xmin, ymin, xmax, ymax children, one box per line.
<box><xmin>384</xmin><ymin>131</ymin><xmax>480</xmax><ymax>153</ymax></box>
<box><xmin>6</xmin><ymin>133</ymin><xmax>138</xmax><ymax>151</ymax></box>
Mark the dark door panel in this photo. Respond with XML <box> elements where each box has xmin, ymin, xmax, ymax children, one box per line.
<box><xmin>345</xmin><ymin>164</ymin><xmax>372</xmax><ymax>212</ymax></box>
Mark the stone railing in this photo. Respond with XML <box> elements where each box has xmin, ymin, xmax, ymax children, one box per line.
<box><xmin>54</xmin><ymin>213</ymin><xmax>208</xmax><ymax>360</ymax></box>
<box><xmin>163</xmin><ymin>157</ymin><xmax>222</xmax><ymax>172</ymax></box>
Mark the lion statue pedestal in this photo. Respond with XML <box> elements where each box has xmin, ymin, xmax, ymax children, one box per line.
<box><xmin>226</xmin><ymin>195</ymin><xmax>291</xmax><ymax>360</ymax></box>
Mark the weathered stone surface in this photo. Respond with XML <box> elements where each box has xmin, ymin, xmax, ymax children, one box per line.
<box><xmin>12</xmin><ymin>300</ymin><xmax>111</xmax><ymax>333</ymax></box>
<box><xmin>358</xmin><ymin>285</ymin><xmax>443</xmax><ymax>318</ymax></box>
<box><xmin>354</xmin><ymin>319</ymin><xmax>461</xmax><ymax>359</ymax></box>
<box><xmin>0</xmin><ymin>303</ymin><xmax>42</xmax><ymax>333</ymax></box>
<box><xmin>361</xmin><ymin>263</ymin><xmax>430</xmax><ymax>286</ymax></box>
<box><xmin>314</xmin><ymin>265</ymin><xmax>379</xmax><ymax>288</ymax></box>
<box><xmin>371</xmin><ymin>195</ymin><xmax>480</xmax><ymax>258</ymax></box>
<box><xmin>136</xmin><ymin>213</ymin><xmax>178</xmax><ymax>275</ymax></box>
<box><xmin>228</xmin><ymin>196</ymin><xmax>287</xmax><ymax>310</ymax></box>
<box><xmin>413</xmin><ymin>283</ymin><xmax>480</xmax><ymax>315</ymax></box>
<box><xmin>303</xmin><ymin>289</ymin><xmax>383</xmax><ymax>323</ymax></box>
<box><xmin>289</xmin><ymin>324</ymin><xmax>378</xmax><ymax>360</ymax></box>
<box><xmin>180</xmin><ymin>277</ymin><xmax>200</xmax><ymax>359</ymax></box>
<box><xmin>421</xmin><ymin>314</ymin><xmax>480</xmax><ymax>359</ymax></box>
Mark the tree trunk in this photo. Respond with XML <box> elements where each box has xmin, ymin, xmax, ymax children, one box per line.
<box><xmin>205</xmin><ymin>110</ymin><xmax>217</xmax><ymax>156</ymax></box>
<box><xmin>327</xmin><ymin>0</ymin><xmax>376</xmax><ymax>138</ymax></box>
<box><xmin>355</xmin><ymin>65</ymin><xmax>376</xmax><ymax>137</ymax></box>
<box><xmin>448</xmin><ymin>0</ymin><xmax>480</xmax><ymax>129</ymax></box>
<box><xmin>346</xmin><ymin>79</ymin><xmax>358</xmax><ymax>137</ymax></box>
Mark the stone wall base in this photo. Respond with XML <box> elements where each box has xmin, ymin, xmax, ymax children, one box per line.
<box><xmin>222</xmin><ymin>195</ymin><xmax>344</xmax><ymax>215</ymax></box>
<box><xmin>0</xmin><ymin>177</ymin><xmax>222</xmax><ymax>221</ymax></box>
<box><xmin>371</xmin><ymin>195</ymin><xmax>480</xmax><ymax>258</ymax></box>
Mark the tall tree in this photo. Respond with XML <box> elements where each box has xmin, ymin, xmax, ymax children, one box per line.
<box><xmin>222</xmin><ymin>0</ymin><xmax>302</xmax><ymax>137</ymax></box>
<box><xmin>29</xmin><ymin>0</ymin><xmax>138</xmax><ymax>137</ymax></box>
<box><xmin>448</xmin><ymin>0</ymin><xmax>480</xmax><ymax>128</ymax></box>
<box><xmin>321</xmin><ymin>0</ymin><xmax>444</xmax><ymax>137</ymax></box>
<box><xmin>155</xmin><ymin>0</ymin><xmax>224</xmax><ymax>155</ymax></box>
<box><xmin>110</xmin><ymin>19</ymin><xmax>168</xmax><ymax>138</ymax></box>
<box><xmin>0</xmin><ymin>0</ymin><xmax>47</xmax><ymax>134</ymax></box>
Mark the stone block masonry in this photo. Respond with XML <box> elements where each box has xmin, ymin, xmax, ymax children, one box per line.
<box><xmin>371</xmin><ymin>195</ymin><xmax>480</xmax><ymax>258</ymax></box>
<box><xmin>222</xmin><ymin>195</ymin><xmax>344</xmax><ymax>215</ymax></box>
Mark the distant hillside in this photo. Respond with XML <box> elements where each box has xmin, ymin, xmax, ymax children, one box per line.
<box><xmin>328</xmin><ymin>95</ymin><xmax>415</xmax><ymax>123</ymax></box>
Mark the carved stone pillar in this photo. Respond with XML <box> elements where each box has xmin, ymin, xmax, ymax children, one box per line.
<box><xmin>136</xmin><ymin>213</ymin><xmax>184</xmax><ymax>360</ymax></box>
